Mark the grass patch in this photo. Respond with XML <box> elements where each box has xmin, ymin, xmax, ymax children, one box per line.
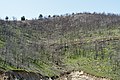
<box><xmin>64</xmin><ymin>55</ymin><xmax>118</xmax><ymax>80</ymax></box>
<box><xmin>32</xmin><ymin>60</ymin><xmax>56</xmax><ymax>77</ymax></box>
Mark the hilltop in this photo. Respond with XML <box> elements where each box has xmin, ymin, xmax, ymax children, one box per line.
<box><xmin>0</xmin><ymin>12</ymin><xmax>120</xmax><ymax>80</ymax></box>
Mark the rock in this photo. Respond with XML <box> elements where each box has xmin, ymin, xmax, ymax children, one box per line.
<box><xmin>57</xmin><ymin>71</ymin><xmax>110</xmax><ymax>80</ymax></box>
<box><xmin>0</xmin><ymin>70</ymin><xmax>50</xmax><ymax>80</ymax></box>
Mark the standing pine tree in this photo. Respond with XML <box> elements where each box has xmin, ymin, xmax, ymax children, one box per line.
<box><xmin>38</xmin><ymin>14</ymin><xmax>43</xmax><ymax>20</ymax></box>
<box><xmin>21</xmin><ymin>16</ymin><xmax>25</xmax><ymax>21</ymax></box>
<box><xmin>5</xmin><ymin>16</ymin><xmax>9</xmax><ymax>21</ymax></box>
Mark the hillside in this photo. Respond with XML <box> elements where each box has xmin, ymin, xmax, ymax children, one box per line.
<box><xmin>0</xmin><ymin>12</ymin><xmax>120</xmax><ymax>80</ymax></box>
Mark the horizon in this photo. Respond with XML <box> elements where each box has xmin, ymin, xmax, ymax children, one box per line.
<box><xmin>0</xmin><ymin>0</ymin><xmax>120</xmax><ymax>20</ymax></box>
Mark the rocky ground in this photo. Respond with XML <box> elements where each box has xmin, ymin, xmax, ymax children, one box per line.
<box><xmin>0</xmin><ymin>70</ymin><xmax>110</xmax><ymax>80</ymax></box>
<box><xmin>57</xmin><ymin>71</ymin><xmax>110</xmax><ymax>80</ymax></box>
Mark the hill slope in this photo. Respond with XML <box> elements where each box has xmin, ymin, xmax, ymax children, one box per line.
<box><xmin>0</xmin><ymin>13</ymin><xmax>120</xmax><ymax>79</ymax></box>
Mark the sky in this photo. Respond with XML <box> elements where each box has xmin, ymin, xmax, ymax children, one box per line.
<box><xmin>0</xmin><ymin>0</ymin><xmax>120</xmax><ymax>20</ymax></box>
